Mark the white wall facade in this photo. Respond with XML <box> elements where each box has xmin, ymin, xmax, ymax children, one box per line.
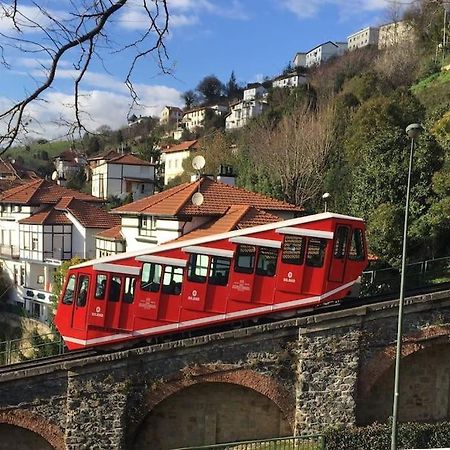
<box><xmin>162</xmin><ymin>149</ymin><xmax>191</xmax><ymax>185</ymax></box>
<box><xmin>225</xmin><ymin>99</ymin><xmax>267</xmax><ymax>130</ymax></box>
<box><xmin>305</xmin><ymin>42</ymin><xmax>347</xmax><ymax>67</ymax></box>
<box><xmin>378</xmin><ymin>21</ymin><xmax>413</xmax><ymax>49</ymax></box>
<box><xmin>92</xmin><ymin>162</ymin><xmax>155</xmax><ymax>200</ymax></box>
<box><xmin>348</xmin><ymin>27</ymin><xmax>379</xmax><ymax>50</ymax></box>
<box><xmin>293</xmin><ymin>52</ymin><xmax>306</xmax><ymax>68</ymax></box>
<box><xmin>182</xmin><ymin>109</ymin><xmax>207</xmax><ymax>131</ymax></box>
<box><xmin>243</xmin><ymin>85</ymin><xmax>267</xmax><ymax>101</ymax></box>
<box><xmin>272</xmin><ymin>74</ymin><xmax>307</xmax><ymax>89</ymax></box>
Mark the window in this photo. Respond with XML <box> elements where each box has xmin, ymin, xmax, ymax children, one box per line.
<box><xmin>109</xmin><ymin>276</ymin><xmax>122</xmax><ymax>302</ymax></box>
<box><xmin>32</xmin><ymin>302</ymin><xmax>41</xmax><ymax>318</ymax></box>
<box><xmin>95</xmin><ymin>274</ymin><xmax>107</xmax><ymax>299</ymax></box>
<box><xmin>32</xmin><ymin>236</ymin><xmax>38</xmax><ymax>251</ymax></box>
<box><xmin>63</xmin><ymin>274</ymin><xmax>76</xmax><ymax>305</ymax></box>
<box><xmin>162</xmin><ymin>266</ymin><xmax>183</xmax><ymax>295</ymax></box>
<box><xmin>123</xmin><ymin>277</ymin><xmax>136</xmax><ymax>304</ymax></box>
<box><xmin>334</xmin><ymin>226</ymin><xmax>349</xmax><ymax>259</ymax></box>
<box><xmin>235</xmin><ymin>245</ymin><xmax>256</xmax><ymax>274</ymax></box>
<box><xmin>306</xmin><ymin>238</ymin><xmax>327</xmax><ymax>268</ymax></box>
<box><xmin>188</xmin><ymin>253</ymin><xmax>209</xmax><ymax>283</ymax></box>
<box><xmin>349</xmin><ymin>229</ymin><xmax>365</xmax><ymax>261</ymax></box>
<box><xmin>76</xmin><ymin>275</ymin><xmax>89</xmax><ymax>307</ymax></box>
<box><xmin>256</xmin><ymin>247</ymin><xmax>278</xmax><ymax>277</ymax></box>
<box><xmin>139</xmin><ymin>216</ymin><xmax>157</xmax><ymax>237</ymax></box>
<box><xmin>209</xmin><ymin>257</ymin><xmax>231</xmax><ymax>286</ymax></box>
<box><xmin>282</xmin><ymin>236</ymin><xmax>305</xmax><ymax>265</ymax></box>
<box><xmin>37</xmin><ymin>275</ymin><xmax>44</xmax><ymax>284</ymax></box>
<box><xmin>139</xmin><ymin>261</ymin><xmax>162</xmax><ymax>293</ymax></box>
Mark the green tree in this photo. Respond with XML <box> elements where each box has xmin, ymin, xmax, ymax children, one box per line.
<box><xmin>225</xmin><ymin>71</ymin><xmax>242</xmax><ymax>100</ymax></box>
<box><xmin>196</xmin><ymin>75</ymin><xmax>224</xmax><ymax>103</ymax></box>
<box><xmin>182</xmin><ymin>90</ymin><xmax>199</xmax><ymax>110</ymax></box>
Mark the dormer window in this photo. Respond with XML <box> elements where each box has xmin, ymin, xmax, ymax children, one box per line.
<box><xmin>139</xmin><ymin>216</ymin><xmax>157</xmax><ymax>237</ymax></box>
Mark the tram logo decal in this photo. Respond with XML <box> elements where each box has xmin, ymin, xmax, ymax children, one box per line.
<box><xmin>91</xmin><ymin>306</ymin><xmax>104</xmax><ymax>318</ymax></box>
<box><xmin>188</xmin><ymin>289</ymin><xmax>200</xmax><ymax>302</ymax></box>
<box><xmin>232</xmin><ymin>279</ymin><xmax>251</xmax><ymax>292</ymax></box>
<box><xmin>283</xmin><ymin>271</ymin><xmax>296</xmax><ymax>284</ymax></box>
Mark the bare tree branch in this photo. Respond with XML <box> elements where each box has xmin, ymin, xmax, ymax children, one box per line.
<box><xmin>0</xmin><ymin>0</ymin><xmax>170</xmax><ymax>154</ymax></box>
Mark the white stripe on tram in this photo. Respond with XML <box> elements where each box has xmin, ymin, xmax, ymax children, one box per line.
<box><xmin>62</xmin><ymin>280</ymin><xmax>356</xmax><ymax>347</ymax></box>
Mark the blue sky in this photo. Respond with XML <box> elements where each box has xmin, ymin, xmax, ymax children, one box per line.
<box><xmin>0</xmin><ymin>0</ymin><xmax>395</xmax><ymax>140</ymax></box>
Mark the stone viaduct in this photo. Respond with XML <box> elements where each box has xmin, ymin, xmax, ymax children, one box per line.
<box><xmin>2</xmin><ymin>289</ymin><xmax>450</xmax><ymax>449</ymax></box>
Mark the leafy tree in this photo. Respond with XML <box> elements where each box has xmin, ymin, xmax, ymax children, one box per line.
<box><xmin>196</xmin><ymin>75</ymin><xmax>224</xmax><ymax>103</ymax></box>
<box><xmin>66</xmin><ymin>167</ymin><xmax>87</xmax><ymax>191</ymax></box>
<box><xmin>225</xmin><ymin>71</ymin><xmax>242</xmax><ymax>99</ymax></box>
<box><xmin>182</xmin><ymin>90</ymin><xmax>200</xmax><ymax>110</ymax></box>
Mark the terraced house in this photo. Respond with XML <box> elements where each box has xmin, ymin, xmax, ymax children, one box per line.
<box><xmin>0</xmin><ymin>179</ymin><xmax>118</xmax><ymax>322</ymax></box>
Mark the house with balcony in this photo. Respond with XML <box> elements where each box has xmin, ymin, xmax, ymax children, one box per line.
<box><xmin>161</xmin><ymin>140</ymin><xmax>200</xmax><ymax>185</ymax></box>
<box><xmin>160</xmin><ymin>106</ymin><xmax>183</xmax><ymax>127</ymax></box>
<box><xmin>53</xmin><ymin>150</ymin><xmax>87</xmax><ymax>186</ymax></box>
<box><xmin>182</xmin><ymin>105</ymin><xmax>229</xmax><ymax>132</ymax></box>
<box><xmin>304</xmin><ymin>41</ymin><xmax>347</xmax><ymax>67</ymax></box>
<box><xmin>347</xmin><ymin>26</ymin><xmax>380</xmax><ymax>50</ymax></box>
<box><xmin>91</xmin><ymin>153</ymin><xmax>156</xmax><ymax>201</ymax></box>
<box><xmin>110</xmin><ymin>175</ymin><xmax>302</xmax><ymax>253</ymax></box>
<box><xmin>0</xmin><ymin>179</ymin><xmax>117</xmax><ymax>322</ymax></box>
<box><xmin>225</xmin><ymin>83</ymin><xmax>268</xmax><ymax>130</ymax></box>
<box><xmin>272</xmin><ymin>72</ymin><xmax>307</xmax><ymax>89</ymax></box>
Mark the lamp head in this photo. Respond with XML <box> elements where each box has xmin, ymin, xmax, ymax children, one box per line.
<box><xmin>322</xmin><ymin>192</ymin><xmax>331</xmax><ymax>200</ymax></box>
<box><xmin>406</xmin><ymin>123</ymin><xmax>423</xmax><ymax>140</ymax></box>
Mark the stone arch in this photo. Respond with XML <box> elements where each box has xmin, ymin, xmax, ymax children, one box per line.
<box><xmin>357</xmin><ymin>325</ymin><xmax>450</xmax><ymax>425</ymax></box>
<box><xmin>359</xmin><ymin>324</ymin><xmax>450</xmax><ymax>397</ymax></box>
<box><xmin>0</xmin><ymin>409</ymin><xmax>65</xmax><ymax>450</ymax></box>
<box><xmin>131</xmin><ymin>366</ymin><xmax>295</xmax><ymax>449</ymax></box>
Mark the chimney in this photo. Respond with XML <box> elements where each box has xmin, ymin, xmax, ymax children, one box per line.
<box><xmin>216</xmin><ymin>165</ymin><xmax>236</xmax><ymax>186</ymax></box>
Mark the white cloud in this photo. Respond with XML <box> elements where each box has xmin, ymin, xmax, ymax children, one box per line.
<box><xmin>0</xmin><ymin>81</ymin><xmax>183</xmax><ymax>142</ymax></box>
<box><xmin>279</xmin><ymin>0</ymin><xmax>391</xmax><ymax>19</ymax></box>
<box><xmin>0</xmin><ymin>4</ymin><xmax>68</xmax><ymax>33</ymax></box>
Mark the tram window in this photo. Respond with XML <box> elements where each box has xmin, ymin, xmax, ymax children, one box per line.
<box><xmin>162</xmin><ymin>266</ymin><xmax>183</xmax><ymax>295</ymax></box>
<box><xmin>235</xmin><ymin>245</ymin><xmax>256</xmax><ymax>274</ymax></box>
<box><xmin>109</xmin><ymin>276</ymin><xmax>122</xmax><ymax>302</ymax></box>
<box><xmin>334</xmin><ymin>226</ymin><xmax>349</xmax><ymax>259</ymax></box>
<box><xmin>209</xmin><ymin>257</ymin><xmax>231</xmax><ymax>286</ymax></box>
<box><xmin>349</xmin><ymin>229</ymin><xmax>365</xmax><ymax>261</ymax></box>
<box><xmin>141</xmin><ymin>263</ymin><xmax>162</xmax><ymax>292</ymax></box>
<box><xmin>282</xmin><ymin>235</ymin><xmax>305</xmax><ymax>265</ymax></box>
<box><xmin>95</xmin><ymin>274</ymin><xmax>107</xmax><ymax>300</ymax></box>
<box><xmin>256</xmin><ymin>247</ymin><xmax>278</xmax><ymax>277</ymax></box>
<box><xmin>62</xmin><ymin>274</ymin><xmax>76</xmax><ymax>305</ymax></box>
<box><xmin>188</xmin><ymin>253</ymin><xmax>209</xmax><ymax>283</ymax></box>
<box><xmin>123</xmin><ymin>277</ymin><xmax>136</xmax><ymax>304</ymax></box>
<box><xmin>306</xmin><ymin>238</ymin><xmax>327</xmax><ymax>268</ymax></box>
<box><xmin>76</xmin><ymin>275</ymin><xmax>89</xmax><ymax>307</ymax></box>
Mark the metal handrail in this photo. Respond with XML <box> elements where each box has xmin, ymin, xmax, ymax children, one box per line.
<box><xmin>174</xmin><ymin>435</ymin><xmax>325</xmax><ymax>450</ymax></box>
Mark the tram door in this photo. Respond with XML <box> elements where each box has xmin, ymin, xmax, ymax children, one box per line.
<box><xmin>104</xmin><ymin>275</ymin><xmax>123</xmax><ymax>329</ymax></box>
<box><xmin>276</xmin><ymin>235</ymin><xmax>306</xmax><ymax>294</ymax></box>
<box><xmin>71</xmin><ymin>274</ymin><xmax>90</xmax><ymax>331</ymax></box>
<box><xmin>328</xmin><ymin>225</ymin><xmax>350</xmax><ymax>283</ymax></box>
<box><xmin>229</xmin><ymin>244</ymin><xmax>256</xmax><ymax>303</ymax></box>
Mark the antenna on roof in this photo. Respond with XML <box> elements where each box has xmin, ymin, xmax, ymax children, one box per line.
<box><xmin>192</xmin><ymin>192</ymin><xmax>204</xmax><ymax>206</ymax></box>
<box><xmin>191</xmin><ymin>155</ymin><xmax>206</xmax><ymax>206</ymax></box>
<box><xmin>192</xmin><ymin>155</ymin><xmax>205</xmax><ymax>171</ymax></box>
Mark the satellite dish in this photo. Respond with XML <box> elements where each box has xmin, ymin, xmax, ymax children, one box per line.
<box><xmin>51</xmin><ymin>171</ymin><xmax>58</xmax><ymax>181</ymax></box>
<box><xmin>192</xmin><ymin>155</ymin><xmax>205</xmax><ymax>171</ymax></box>
<box><xmin>192</xmin><ymin>192</ymin><xmax>204</xmax><ymax>206</ymax></box>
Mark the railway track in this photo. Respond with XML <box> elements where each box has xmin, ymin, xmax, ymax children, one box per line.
<box><xmin>1</xmin><ymin>281</ymin><xmax>450</xmax><ymax>376</ymax></box>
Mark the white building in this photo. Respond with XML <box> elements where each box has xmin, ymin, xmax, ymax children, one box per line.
<box><xmin>348</xmin><ymin>27</ymin><xmax>380</xmax><ymax>50</ymax></box>
<box><xmin>378</xmin><ymin>20</ymin><xmax>414</xmax><ymax>49</ymax></box>
<box><xmin>182</xmin><ymin>105</ymin><xmax>228</xmax><ymax>132</ymax></box>
<box><xmin>161</xmin><ymin>140</ymin><xmax>199</xmax><ymax>185</ymax></box>
<box><xmin>160</xmin><ymin>106</ymin><xmax>183</xmax><ymax>126</ymax></box>
<box><xmin>272</xmin><ymin>72</ymin><xmax>307</xmax><ymax>89</ymax></box>
<box><xmin>91</xmin><ymin>154</ymin><xmax>155</xmax><ymax>201</ymax></box>
<box><xmin>53</xmin><ymin>150</ymin><xmax>87</xmax><ymax>185</ymax></box>
<box><xmin>243</xmin><ymin>83</ymin><xmax>267</xmax><ymax>101</ymax></box>
<box><xmin>0</xmin><ymin>179</ymin><xmax>117</xmax><ymax>322</ymax></box>
<box><xmin>111</xmin><ymin>175</ymin><xmax>302</xmax><ymax>253</ymax></box>
<box><xmin>225</xmin><ymin>99</ymin><xmax>267</xmax><ymax>130</ymax></box>
<box><xmin>305</xmin><ymin>41</ymin><xmax>348</xmax><ymax>67</ymax></box>
<box><xmin>293</xmin><ymin>52</ymin><xmax>307</xmax><ymax>68</ymax></box>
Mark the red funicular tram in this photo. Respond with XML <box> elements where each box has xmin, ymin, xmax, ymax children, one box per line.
<box><xmin>55</xmin><ymin>213</ymin><xmax>368</xmax><ymax>350</ymax></box>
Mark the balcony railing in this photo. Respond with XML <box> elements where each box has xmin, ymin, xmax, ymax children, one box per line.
<box><xmin>0</xmin><ymin>244</ymin><xmax>19</xmax><ymax>259</ymax></box>
<box><xmin>21</xmin><ymin>286</ymin><xmax>53</xmax><ymax>304</ymax></box>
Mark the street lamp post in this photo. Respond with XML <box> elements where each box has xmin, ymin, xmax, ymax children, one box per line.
<box><xmin>322</xmin><ymin>192</ymin><xmax>330</xmax><ymax>212</ymax></box>
<box><xmin>390</xmin><ymin>123</ymin><xmax>423</xmax><ymax>450</ymax></box>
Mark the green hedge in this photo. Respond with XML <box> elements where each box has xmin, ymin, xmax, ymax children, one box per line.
<box><xmin>324</xmin><ymin>422</ymin><xmax>450</xmax><ymax>449</ymax></box>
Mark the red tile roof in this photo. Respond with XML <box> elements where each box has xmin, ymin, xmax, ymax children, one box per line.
<box><xmin>107</xmin><ymin>154</ymin><xmax>154</xmax><ymax>166</ymax></box>
<box><xmin>55</xmin><ymin>197</ymin><xmax>120</xmax><ymax>229</ymax></box>
<box><xmin>0</xmin><ymin>179</ymin><xmax>103</xmax><ymax>205</ymax></box>
<box><xmin>162</xmin><ymin>140</ymin><xmax>199</xmax><ymax>154</ymax></box>
<box><xmin>174</xmin><ymin>205</ymin><xmax>281</xmax><ymax>241</ymax></box>
<box><xmin>96</xmin><ymin>225</ymin><xmax>124</xmax><ymax>241</ymax></box>
<box><xmin>87</xmin><ymin>149</ymin><xmax>120</xmax><ymax>162</ymax></box>
<box><xmin>112</xmin><ymin>177</ymin><xmax>302</xmax><ymax>217</ymax></box>
<box><xmin>19</xmin><ymin>207</ymin><xmax>71</xmax><ymax>225</ymax></box>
